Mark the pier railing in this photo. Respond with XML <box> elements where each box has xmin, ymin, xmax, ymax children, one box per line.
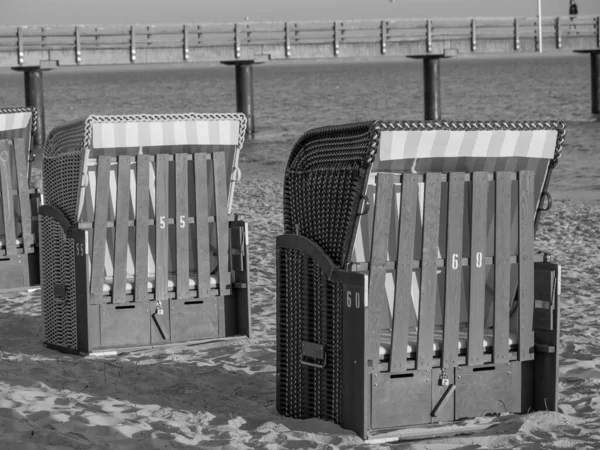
<box><xmin>0</xmin><ymin>15</ymin><xmax>598</xmax><ymax>67</ymax></box>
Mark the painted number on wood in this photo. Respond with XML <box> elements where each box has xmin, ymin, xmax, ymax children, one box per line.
<box><xmin>451</xmin><ymin>253</ymin><xmax>459</xmax><ymax>270</ymax></box>
<box><xmin>159</xmin><ymin>216</ymin><xmax>166</xmax><ymax>229</ymax></box>
<box><xmin>476</xmin><ymin>252</ymin><xmax>483</xmax><ymax>268</ymax></box>
<box><xmin>75</xmin><ymin>243</ymin><xmax>85</xmax><ymax>256</ymax></box>
<box><xmin>179</xmin><ymin>215</ymin><xmax>186</xmax><ymax>228</ymax></box>
<box><xmin>346</xmin><ymin>291</ymin><xmax>361</xmax><ymax>308</ymax></box>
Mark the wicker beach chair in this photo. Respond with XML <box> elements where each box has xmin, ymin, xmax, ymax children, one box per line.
<box><xmin>276</xmin><ymin>120</ymin><xmax>564</xmax><ymax>442</ymax></box>
<box><xmin>0</xmin><ymin>107</ymin><xmax>41</xmax><ymax>292</ymax></box>
<box><xmin>40</xmin><ymin>113</ymin><xmax>251</xmax><ymax>355</ymax></box>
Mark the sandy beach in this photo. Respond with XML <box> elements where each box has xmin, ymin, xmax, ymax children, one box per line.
<box><xmin>0</xmin><ymin>174</ymin><xmax>598</xmax><ymax>450</ymax></box>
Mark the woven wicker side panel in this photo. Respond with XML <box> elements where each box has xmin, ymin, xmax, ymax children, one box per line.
<box><xmin>276</xmin><ymin>246</ymin><xmax>303</xmax><ymax>418</ymax></box>
<box><xmin>43</xmin><ymin>153</ymin><xmax>83</xmax><ymax>225</ymax></box>
<box><xmin>283</xmin><ymin>124</ymin><xmax>373</xmax><ymax>266</ymax></box>
<box><xmin>276</xmin><ymin>247</ymin><xmax>343</xmax><ymax>423</ymax></box>
<box><xmin>278</xmin><ymin>123</ymin><xmax>373</xmax><ymax>424</ymax></box>
<box><xmin>43</xmin><ymin>120</ymin><xmax>87</xmax><ymax>224</ymax></box>
<box><xmin>40</xmin><ymin>215</ymin><xmax>77</xmax><ymax>350</ymax></box>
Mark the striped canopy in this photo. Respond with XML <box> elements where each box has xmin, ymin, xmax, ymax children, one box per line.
<box><xmin>76</xmin><ymin>114</ymin><xmax>245</xmax><ymax>219</ymax></box>
<box><xmin>375</xmin><ymin>127</ymin><xmax>557</xmax><ymax>216</ymax></box>
<box><xmin>0</xmin><ymin>110</ymin><xmax>33</xmax><ymax>133</ymax></box>
<box><xmin>90</xmin><ymin>118</ymin><xmax>241</xmax><ymax>150</ymax></box>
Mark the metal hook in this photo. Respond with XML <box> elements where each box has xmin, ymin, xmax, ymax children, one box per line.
<box><xmin>539</xmin><ymin>191</ymin><xmax>552</xmax><ymax>212</ymax></box>
<box><xmin>357</xmin><ymin>195</ymin><xmax>370</xmax><ymax>216</ymax></box>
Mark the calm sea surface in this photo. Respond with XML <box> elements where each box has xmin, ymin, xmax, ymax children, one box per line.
<box><xmin>0</xmin><ymin>54</ymin><xmax>598</xmax><ymax>202</ymax></box>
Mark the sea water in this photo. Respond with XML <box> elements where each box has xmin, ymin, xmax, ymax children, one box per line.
<box><xmin>0</xmin><ymin>54</ymin><xmax>597</xmax><ymax>202</ymax></box>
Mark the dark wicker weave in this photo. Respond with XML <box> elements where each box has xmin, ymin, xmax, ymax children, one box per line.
<box><xmin>278</xmin><ymin>122</ymin><xmax>374</xmax><ymax>422</ymax></box>
<box><xmin>276</xmin><ymin>120</ymin><xmax>565</xmax><ymax>428</ymax></box>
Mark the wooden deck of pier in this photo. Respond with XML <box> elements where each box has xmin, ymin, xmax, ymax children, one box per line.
<box><xmin>1</xmin><ymin>15</ymin><xmax>599</xmax><ymax>67</ymax></box>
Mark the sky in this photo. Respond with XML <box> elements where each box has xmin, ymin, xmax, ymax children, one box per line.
<box><xmin>2</xmin><ymin>0</ymin><xmax>600</xmax><ymax>26</ymax></box>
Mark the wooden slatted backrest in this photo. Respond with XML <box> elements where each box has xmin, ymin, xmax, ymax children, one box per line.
<box><xmin>0</xmin><ymin>109</ymin><xmax>35</xmax><ymax>255</ymax></box>
<box><xmin>86</xmin><ymin>151</ymin><xmax>233</xmax><ymax>303</ymax></box>
<box><xmin>352</xmin><ymin>127</ymin><xmax>558</xmax><ymax>329</ymax></box>
<box><xmin>78</xmin><ymin>116</ymin><xmax>244</xmax><ymax>302</ymax></box>
<box><xmin>365</xmin><ymin>171</ymin><xmax>535</xmax><ymax>370</ymax></box>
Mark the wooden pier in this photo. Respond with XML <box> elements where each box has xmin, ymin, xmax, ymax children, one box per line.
<box><xmin>1</xmin><ymin>15</ymin><xmax>598</xmax><ymax>67</ymax></box>
<box><xmin>1</xmin><ymin>15</ymin><xmax>599</xmax><ymax>137</ymax></box>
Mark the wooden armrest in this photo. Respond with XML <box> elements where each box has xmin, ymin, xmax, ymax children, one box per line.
<box><xmin>535</xmin><ymin>343</ymin><xmax>556</xmax><ymax>354</ymax></box>
<box><xmin>39</xmin><ymin>205</ymin><xmax>71</xmax><ymax>234</ymax></box>
<box><xmin>276</xmin><ymin>234</ymin><xmax>365</xmax><ymax>288</ymax></box>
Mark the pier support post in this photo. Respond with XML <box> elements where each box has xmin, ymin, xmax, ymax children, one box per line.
<box><xmin>11</xmin><ymin>66</ymin><xmax>47</xmax><ymax>149</ymax></box>
<box><xmin>11</xmin><ymin>61</ymin><xmax>56</xmax><ymax>187</ymax></box>
<box><xmin>574</xmin><ymin>49</ymin><xmax>600</xmax><ymax>114</ymax></box>
<box><xmin>221</xmin><ymin>56</ymin><xmax>268</xmax><ymax>137</ymax></box>
<box><xmin>407</xmin><ymin>52</ymin><xmax>454</xmax><ymax>121</ymax></box>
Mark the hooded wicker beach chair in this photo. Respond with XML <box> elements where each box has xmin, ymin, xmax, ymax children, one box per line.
<box><xmin>0</xmin><ymin>107</ymin><xmax>41</xmax><ymax>292</ymax></box>
<box><xmin>276</xmin><ymin>120</ymin><xmax>564</xmax><ymax>442</ymax></box>
<box><xmin>40</xmin><ymin>113</ymin><xmax>251</xmax><ymax>355</ymax></box>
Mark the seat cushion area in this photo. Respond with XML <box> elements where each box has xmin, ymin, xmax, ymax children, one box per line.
<box><xmin>102</xmin><ymin>275</ymin><xmax>217</xmax><ymax>295</ymax></box>
<box><xmin>379</xmin><ymin>326</ymin><xmax>518</xmax><ymax>360</ymax></box>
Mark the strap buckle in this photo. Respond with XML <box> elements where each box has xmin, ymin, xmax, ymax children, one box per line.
<box><xmin>300</xmin><ymin>341</ymin><xmax>327</xmax><ymax>369</ymax></box>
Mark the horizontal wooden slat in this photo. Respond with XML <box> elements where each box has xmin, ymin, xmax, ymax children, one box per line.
<box><xmin>385</xmin><ymin>172</ymin><xmax>518</xmax><ymax>184</ymax></box>
<box><xmin>348</xmin><ymin>253</ymin><xmax>545</xmax><ymax>271</ymax></box>
<box><xmin>99</xmin><ymin>286</ymin><xmax>231</xmax><ymax>302</ymax></box>
<box><xmin>76</xmin><ymin>213</ymin><xmax>239</xmax><ymax>229</ymax></box>
<box><xmin>86</xmin><ymin>153</ymin><xmax>220</xmax><ymax>163</ymax></box>
<box><xmin>377</xmin><ymin>351</ymin><xmax>521</xmax><ymax>372</ymax></box>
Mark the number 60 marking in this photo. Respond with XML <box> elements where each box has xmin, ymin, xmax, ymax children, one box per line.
<box><xmin>346</xmin><ymin>291</ymin><xmax>361</xmax><ymax>308</ymax></box>
<box><xmin>452</xmin><ymin>252</ymin><xmax>483</xmax><ymax>269</ymax></box>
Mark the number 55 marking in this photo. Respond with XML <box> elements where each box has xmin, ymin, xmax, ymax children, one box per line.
<box><xmin>74</xmin><ymin>242</ymin><xmax>85</xmax><ymax>256</ymax></box>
